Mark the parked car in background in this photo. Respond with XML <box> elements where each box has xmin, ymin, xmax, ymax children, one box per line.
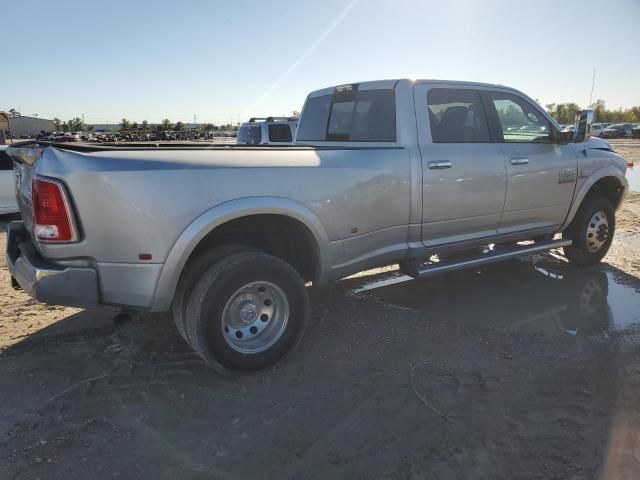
<box><xmin>6</xmin><ymin>79</ymin><xmax>629</xmax><ymax>375</ymax></box>
<box><xmin>43</xmin><ymin>132</ymin><xmax>63</xmax><ymax>141</ymax></box>
<box><xmin>590</xmin><ymin>123</ymin><xmax>605</xmax><ymax>137</ymax></box>
<box><xmin>602</xmin><ymin>123</ymin><xmax>633</xmax><ymax>138</ymax></box>
<box><xmin>237</xmin><ymin>117</ymin><xmax>298</xmax><ymax>145</ymax></box>
<box><xmin>0</xmin><ymin>146</ymin><xmax>19</xmax><ymax>214</ymax></box>
<box><xmin>632</xmin><ymin>124</ymin><xmax>640</xmax><ymax>139</ymax></box>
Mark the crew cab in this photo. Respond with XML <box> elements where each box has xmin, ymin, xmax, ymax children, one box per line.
<box><xmin>6</xmin><ymin>79</ymin><xmax>629</xmax><ymax>374</ymax></box>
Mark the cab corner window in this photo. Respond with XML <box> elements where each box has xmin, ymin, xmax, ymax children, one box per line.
<box><xmin>490</xmin><ymin>92</ymin><xmax>552</xmax><ymax>143</ymax></box>
<box><xmin>427</xmin><ymin>88</ymin><xmax>490</xmax><ymax>143</ymax></box>
<box><xmin>296</xmin><ymin>94</ymin><xmax>332</xmax><ymax>141</ymax></box>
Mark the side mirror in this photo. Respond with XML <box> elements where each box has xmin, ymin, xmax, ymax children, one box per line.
<box><xmin>573</xmin><ymin>109</ymin><xmax>593</xmax><ymax>143</ymax></box>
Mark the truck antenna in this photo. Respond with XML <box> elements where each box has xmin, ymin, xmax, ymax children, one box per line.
<box><xmin>589</xmin><ymin>68</ymin><xmax>596</xmax><ymax>106</ymax></box>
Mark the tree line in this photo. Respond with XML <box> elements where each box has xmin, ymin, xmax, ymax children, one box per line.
<box><xmin>118</xmin><ymin>118</ymin><xmax>238</xmax><ymax>132</ymax></box>
<box><xmin>42</xmin><ymin>100</ymin><xmax>640</xmax><ymax>134</ymax></box>
<box><xmin>49</xmin><ymin>117</ymin><xmax>240</xmax><ymax>133</ymax></box>
<box><xmin>545</xmin><ymin>99</ymin><xmax>640</xmax><ymax>125</ymax></box>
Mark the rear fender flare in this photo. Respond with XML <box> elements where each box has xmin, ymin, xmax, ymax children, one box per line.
<box><xmin>151</xmin><ymin>197</ymin><xmax>331</xmax><ymax>311</ymax></box>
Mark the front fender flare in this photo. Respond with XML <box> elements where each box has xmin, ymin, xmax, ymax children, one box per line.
<box><xmin>560</xmin><ymin>167</ymin><xmax>628</xmax><ymax>231</ymax></box>
<box><xmin>151</xmin><ymin>197</ymin><xmax>331</xmax><ymax>311</ymax></box>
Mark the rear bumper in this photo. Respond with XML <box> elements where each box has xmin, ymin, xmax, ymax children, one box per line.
<box><xmin>6</xmin><ymin>221</ymin><xmax>99</xmax><ymax>308</ymax></box>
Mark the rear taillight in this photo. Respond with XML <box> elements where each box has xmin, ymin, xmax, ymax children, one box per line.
<box><xmin>32</xmin><ymin>177</ymin><xmax>77</xmax><ymax>242</ymax></box>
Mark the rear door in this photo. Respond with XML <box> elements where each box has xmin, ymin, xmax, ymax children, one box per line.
<box><xmin>414</xmin><ymin>84</ymin><xmax>507</xmax><ymax>247</ymax></box>
<box><xmin>0</xmin><ymin>149</ymin><xmax>18</xmax><ymax>213</ymax></box>
<box><xmin>483</xmin><ymin>91</ymin><xmax>577</xmax><ymax>234</ymax></box>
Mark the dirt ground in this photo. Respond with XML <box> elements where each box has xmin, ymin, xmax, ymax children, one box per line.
<box><xmin>1</xmin><ymin>146</ymin><xmax>640</xmax><ymax>479</ymax></box>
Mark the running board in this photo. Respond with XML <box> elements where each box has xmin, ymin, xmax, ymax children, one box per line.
<box><xmin>402</xmin><ymin>239</ymin><xmax>572</xmax><ymax>279</ymax></box>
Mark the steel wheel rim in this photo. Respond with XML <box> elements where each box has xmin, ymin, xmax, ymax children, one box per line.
<box><xmin>586</xmin><ymin>210</ymin><xmax>609</xmax><ymax>253</ymax></box>
<box><xmin>221</xmin><ymin>281</ymin><xmax>289</xmax><ymax>354</ymax></box>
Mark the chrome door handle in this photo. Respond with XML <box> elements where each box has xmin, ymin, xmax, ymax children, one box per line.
<box><xmin>428</xmin><ymin>160</ymin><xmax>452</xmax><ymax>169</ymax></box>
<box><xmin>510</xmin><ymin>158</ymin><xmax>529</xmax><ymax>165</ymax></box>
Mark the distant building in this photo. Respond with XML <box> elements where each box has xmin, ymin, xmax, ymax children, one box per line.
<box><xmin>5</xmin><ymin>115</ymin><xmax>55</xmax><ymax>137</ymax></box>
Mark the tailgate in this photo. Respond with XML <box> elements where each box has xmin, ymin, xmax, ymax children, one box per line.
<box><xmin>7</xmin><ymin>145</ymin><xmax>41</xmax><ymax>235</ymax></box>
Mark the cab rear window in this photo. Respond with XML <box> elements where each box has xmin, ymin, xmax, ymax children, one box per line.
<box><xmin>297</xmin><ymin>88</ymin><xmax>396</xmax><ymax>142</ymax></box>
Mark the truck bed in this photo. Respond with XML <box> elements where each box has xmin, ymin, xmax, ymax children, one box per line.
<box><xmin>11</xmin><ymin>140</ymin><xmax>400</xmax><ymax>153</ymax></box>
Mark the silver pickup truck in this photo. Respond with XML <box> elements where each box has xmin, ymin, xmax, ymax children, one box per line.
<box><xmin>6</xmin><ymin>79</ymin><xmax>629</xmax><ymax>374</ymax></box>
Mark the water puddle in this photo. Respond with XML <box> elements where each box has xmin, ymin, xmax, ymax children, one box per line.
<box><xmin>349</xmin><ymin>259</ymin><xmax>640</xmax><ymax>336</ymax></box>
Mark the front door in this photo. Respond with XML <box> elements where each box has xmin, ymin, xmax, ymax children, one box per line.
<box><xmin>484</xmin><ymin>91</ymin><xmax>578</xmax><ymax>234</ymax></box>
<box><xmin>414</xmin><ymin>84</ymin><xmax>507</xmax><ymax>247</ymax></box>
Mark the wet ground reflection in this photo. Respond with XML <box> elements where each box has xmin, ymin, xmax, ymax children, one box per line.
<box><xmin>349</xmin><ymin>258</ymin><xmax>640</xmax><ymax>336</ymax></box>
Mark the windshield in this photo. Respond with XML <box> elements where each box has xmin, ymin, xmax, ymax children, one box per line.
<box><xmin>237</xmin><ymin>125</ymin><xmax>261</xmax><ymax>144</ymax></box>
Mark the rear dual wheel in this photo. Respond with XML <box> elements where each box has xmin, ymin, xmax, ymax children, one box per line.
<box><xmin>174</xmin><ymin>248</ymin><xmax>309</xmax><ymax>374</ymax></box>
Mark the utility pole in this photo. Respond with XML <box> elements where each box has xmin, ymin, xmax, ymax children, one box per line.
<box><xmin>589</xmin><ymin>68</ymin><xmax>596</xmax><ymax>106</ymax></box>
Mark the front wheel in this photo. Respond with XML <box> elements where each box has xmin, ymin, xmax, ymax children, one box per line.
<box><xmin>563</xmin><ymin>197</ymin><xmax>615</xmax><ymax>266</ymax></box>
<box><xmin>184</xmin><ymin>250</ymin><xmax>309</xmax><ymax>374</ymax></box>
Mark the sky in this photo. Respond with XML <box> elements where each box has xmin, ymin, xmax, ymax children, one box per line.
<box><xmin>2</xmin><ymin>0</ymin><xmax>639</xmax><ymax>125</ymax></box>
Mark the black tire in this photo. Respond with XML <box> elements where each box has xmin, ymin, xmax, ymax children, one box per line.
<box><xmin>563</xmin><ymin>197</ymin><xmax>615</xmax><ymax>266</ymax></box>
<box><xmin>184</xmin><ymin>251</ymin><xmax>309</xmax><ymax>374</ymax></box>
<box><xmin>172</xmin><ymin>245</ymin><xmax>251</xmax><ymax>343</ymax></box>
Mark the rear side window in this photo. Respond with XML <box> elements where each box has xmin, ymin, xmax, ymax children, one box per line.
<box><xmin>237</xmin><ymin>125</ymin><xmax>262</xmax><ymax>144</ymax></box>
<box><xmin>0</xmin><ymin>150</ymin><xmax>13</xmax><ymax>170</ymax></box>
<box><xmin>427</xmin><ymin>88</ymin><xmax>490</xmax><ymax>143</ymax></box>
<box><xmin>267</xmin><ymin>124</ymin><xmax>292</xmax><ymax>142</ymax></box>
<box><xmin>297</xmin><ymin>88</ymin><xmax>396</xmax><ymax>142</ymax></box>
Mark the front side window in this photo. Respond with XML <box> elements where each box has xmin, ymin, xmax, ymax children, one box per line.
<box><xmin>296</xmin><ymin>88</ymin><xmax>396</xmax><ymax>142</ymax></box>
<box><xmin>237</xmin><ymin>125</ymin><xmax>262</xmax><ymax>144</ymax></box>
<box><xmin>427</xmin><ymin>88</ymin><xmax>490</xmax><ymax>143</ymax></box>
<box><xmin>267</xmin><ymin>124</ymin><xmax>292</xmax><ymax>142</ymax></box>
<box><xmin>489</xmin><ymin>92</ymin><xmax>552</xmax><ymax>143</ymax></box>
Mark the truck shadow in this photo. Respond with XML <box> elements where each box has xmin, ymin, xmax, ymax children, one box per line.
<box><xmin>1</xmin><ymin>255</ymin><xmax>639</xmax><ymax>478</ymax></box>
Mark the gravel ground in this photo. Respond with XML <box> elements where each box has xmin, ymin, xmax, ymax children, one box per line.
<box><xmin>0</xmin><ymin>143</ymin><xmax>639</xmax><ymax>479</ymax></box>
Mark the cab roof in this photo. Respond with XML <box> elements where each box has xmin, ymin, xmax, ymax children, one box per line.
<box><xmin>307</xmin><ymin>78</ymin><xmax>510</xmax><ymax>99</ymax></box>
